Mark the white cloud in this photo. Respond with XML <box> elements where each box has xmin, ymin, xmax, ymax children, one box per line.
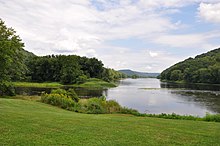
<box><xmin>198</xmin><ymin>2</ymin><xmax>220</xmax><ymax>23</ymax></box>
<box><xmin>0</xmin><ymin>0</ymin><xmax>220</xmax><ymax>72</ymax></box>
<box><xmin>148</xmin><ymin>51</ymin><xmax>159</xmax><ymax>57</ymax></box>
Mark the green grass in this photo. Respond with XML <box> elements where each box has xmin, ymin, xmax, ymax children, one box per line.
<box><xmin>0</xmin><ymin>98</ymin><xmax>220</xmax><ymax>145</ymax></box>
<box><xmin>13</xmin><ymin>78</ymin><xmax>116</xmax><ymax>89</ymax></box>
<box><xmin>73</xmin><ymin>78</ymin><xmax>117</xmax><ymax>89</ymax></box>
<box><xmin>13</xmin><ymin>82</ymin><xmax>62</xmax><ymax>88</ymax></box>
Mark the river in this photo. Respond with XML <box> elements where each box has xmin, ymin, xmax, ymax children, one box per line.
<box><xmin>106</xmin><ymin>78</ymin><xmax>220</xmax><ymax>116</ymax></box>
<box><xmin>16</xmin><ymin>78</ymin><xmax>220</xmax><ymax>116</ymax></box>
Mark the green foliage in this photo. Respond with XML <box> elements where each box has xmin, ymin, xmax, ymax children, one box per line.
<box><xmin>26</xmin><ymin>55</ymin><xmax>121</xmax><ymax>84</ymax></box>
<box><xmin>120</xmin><ymin>107</ymin><xmax>140</xmax><ymax>115</ymax></box>
<box><xmin>160</xmin><ymin>48</ymin><xmax>220</xmax><ymax>84</ymax></box>
<box><xmin>170</xmin><ymin>70</ymin><xmax>182</xmax><ymax>81</ymax></box>
<box><xmin>203</xmin><ymin>113</ymin><xmax>220</xmax><ymax>122</ymax></box>
<box><xmin>67</xmin><ymin>88</ymin><xmax>79</xmax><ymax>102</ymax></box>
<box><xmin>76</xmin><ymin>74</ymin><xmax>88</xmax><ymax>84</ymax></box>
<box><xmin>50</xmin><ymin>88</ymin><xmax>79</xmax><ymax>102</ymax></box>
<box><xmin>0</xmin><ymin>81</ymin><xmax>15</xmax><ymax>96</ymax></box>
<box><xmin>0</xmin><ymin>19</ymin><xmax>25</xmax><ymax>95</ymax></box>
<box><xmin>51</xmin><ymin>88</ymin><xmax>67</xmax><ymax>95</ymax></box>
<box><xmin>143</xmin><ymin>113</ymin><xmax>199</xmax><ymax>121</ymax></box>
<box><xmin>76</xmin><ymin>78</ymin><xmax>117</xmax><ymax>88</ymax></box>
<box><xmin>13</xmin><ymin>82</ymin><xmax>62</xmax><ymax>88</ymax></box>
<box><xmin>41</xmin><ymin>91</ymin><xmax>123</xmax><ymax>114</ymax></box>
<box><xmin>41</xmin><ymin>89</ymin><xmax>79</xmax><ymax>111</ymax></box>
<box><xmin>102</xmin><ymin>68</ymin><xmax>125</xmax><ymax>82</ymax></box>
<box><xmin>41</xmin><ymin>93</ymin><xmax>76</xmax><ymax>110</ymax></box>
<box><xmin>106</xmin><ymin>99</ymin><xmax>121</xmax><ymax>113</ymax></box>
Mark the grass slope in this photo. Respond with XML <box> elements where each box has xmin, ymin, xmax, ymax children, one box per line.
<box><xmin>0</xmin><ymin>98</ymin><xmax>220</xmax><ymax>145</ymax></box>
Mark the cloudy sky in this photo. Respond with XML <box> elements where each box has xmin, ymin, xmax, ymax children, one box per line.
<box><xmin>1</xmin><ymin>0</ymin><xmax>220</xmax><ymax>72</ymax></box>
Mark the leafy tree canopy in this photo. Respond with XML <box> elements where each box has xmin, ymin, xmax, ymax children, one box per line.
<box><xmin>160</xmin><ymin>48</ymin><xmax>220</xmax><ymax>84</ymax></box>
<box><xmin>0</xmin><ymin>19</ymin><xmax>25</xmax><ymax>95</ymax></box>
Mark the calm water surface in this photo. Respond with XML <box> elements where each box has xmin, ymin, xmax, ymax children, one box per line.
<box><xmin>106</xmin><ymin>78</ymin><xmax>220</xmax><ymax>116</ymax></box>
<box><xmin>16</xmin><ymin>78</ymin><xmax>220</xmax><ymax>116</ymax></box>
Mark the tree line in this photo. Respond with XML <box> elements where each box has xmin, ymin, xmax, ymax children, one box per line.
<box><xmin>160</xmin><ymin>48</ymin><xmax>220</xmax><ymax>84</ymax></box>
<box><xmin>25</xmin><ymin>54</ymin><xmax>125</xmax><ymax>84</ymax></box>
<box><xmin>0</xmin><ymin>19</ymin><xmax>125</xmax><ymax>95</ymax></box>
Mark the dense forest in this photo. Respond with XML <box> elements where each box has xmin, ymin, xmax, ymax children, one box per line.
<box><xmin>24</xmin><ymin>54</ymin><xmax>125</xmax><ymax>84</ymax></box>
<box><xmin>160</xmin><ymin>48</ymin><xmax>220</xmax><ymax>84</ymax></box>
<box><xmin>0</xmin><ymin>19</ymin><xmax>125</xmax><ymax>95</ymax></box>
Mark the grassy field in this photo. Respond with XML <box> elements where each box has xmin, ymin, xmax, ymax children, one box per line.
<box><xmin>13</xmin><ymin>78</ymin><xmax>116</xmax><ymax>89</ymax></box>
<box><xmin>0</xmin><ymin>98</ymin><xmax>220</xmax><ymax>145</ymax></box>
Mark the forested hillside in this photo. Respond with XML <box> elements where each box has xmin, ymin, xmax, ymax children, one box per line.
<box><xmin>160</xmin><ymin>48</ymin><xmax>220</xmax><ymax>84</ymax></box>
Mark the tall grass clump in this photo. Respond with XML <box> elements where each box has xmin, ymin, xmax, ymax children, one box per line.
<box><xmin>41</xmin><ymin>89</ymin><xmax>79</xmax><ymax>111</ymax></box>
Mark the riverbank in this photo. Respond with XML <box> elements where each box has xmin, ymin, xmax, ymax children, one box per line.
<box><xmin>160</xmin><ymin>79</ymin><xmax>220</xmax><ymax>86</ymax></box>
<box><xmin>0</xmin><ymin>98</ymin><xmax>219</xmax><ymax>145</ymax></box>
<box><xmin>13</xmin><ymin>78</ymin><xmax>117</xmax><ymax>89</ymax></box>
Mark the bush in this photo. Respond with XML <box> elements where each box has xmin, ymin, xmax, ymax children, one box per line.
<box><xmin>67</xmin><ymin>88</ymin><xmax>79</xmax><ymax>102</ymax></box>
<box><xmin>78</xmin><ymin>97</ymin><xmax>122</xmax><ymax>114</ymax></box>
<box><xmin>50</xmin><ymin>88</ymin><xmax>79</xmax><ymax>102</ymax></box>
<box><xmin>0</xmin><ymin>81</ymin><xmax>15</xmax><ymax>96</ymax></box>
<box><xmin>41</xmin><ymin>91</ymin><xmax>77</xmax><ymax>111</ymax></box>
<box><xmin>120</xmin><ymin>107</ymin><xmax>140</xmax><ymax>115</ymax></box>
<box><xmin>203</xmin><ymin>113</ymin><xmax>220</xmax><ymax>122</ymax></box>
<box><xmin>51</xmin><ymin>89</ymin><xmax>67</xmax><ymax>95</ymax></box>
<box><xmin>106</xmin><ymin>100</ymin><xmax>121</xmax><ymax>113</ymax></box>
<box><xmin>85</xmin><ymin>97</ymin><xmax>107</xmax><ymax>114</ymax></box>
<box><xmin>76</xmin><ymin>75</ymin><xmax>88</xmax><ymax>84</ymax></box>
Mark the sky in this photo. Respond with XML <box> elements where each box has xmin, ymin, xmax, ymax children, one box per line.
<box><xmin>1</xmin><ymin>0</ymin><xmax>220</xmax><ymax>73</ymax></box>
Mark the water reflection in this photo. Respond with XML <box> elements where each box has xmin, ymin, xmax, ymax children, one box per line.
<box><xmin>15</xmin><ymin>86</ymin><xmax>104</xmax><ymax>98</ymax></box>
<box><xmin>161</xmin><ymin>82</ymin><xmax>220</xmax><ymax>91</ymax></box>
<box><xmin>106</xmin><ymin>78</ymin><xmax>220</xmax><ymax>116</ymax></box>
<box><xmin>15</xmin><ymin>78</ymin><xmax>220</xmax><ymax>116</ymax></box>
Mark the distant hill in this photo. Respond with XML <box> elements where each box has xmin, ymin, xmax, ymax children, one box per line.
<box><xmin>160</xmin><ymin>48</ymin><xmax>220</xmax><ymax>84</ymax></box>
<box><xmin>118</xmin><ymin>69</ymin><xmax>160</xmax><ymax>78</ymax></box>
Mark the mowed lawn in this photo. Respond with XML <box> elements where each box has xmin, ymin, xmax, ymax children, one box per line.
<box><xmin>0</xmin><ymin>98</ymin><xmax>220</xmax><ymax>145</ymax></box>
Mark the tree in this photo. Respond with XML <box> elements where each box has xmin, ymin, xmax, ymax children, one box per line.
<box><xmin>0</xmin><ymin>19</ymin><xmax>24</xmax><ymax>95</ymax></box>
<box><xmin>170</xmin><ymin>70</ymin><xmax>182</xmax><ymax>81</ymax></box>
<box><xmin>60</xmin><ymin>56</ymin><xmax>82</xmax><ymax>84</ymax></box>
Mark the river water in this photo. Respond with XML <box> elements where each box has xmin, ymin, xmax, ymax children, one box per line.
<box><xmin>16</xmin><ymin>78</ymin><xmax>220</xmax><ymax>116</ymax></box>
<box><xmin>105</xmin><ymin>78</ymin><xmax>220</xmax><ymax>116</ymax></box>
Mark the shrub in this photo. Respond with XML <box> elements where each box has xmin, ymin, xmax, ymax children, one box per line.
<box><xmin>106</xmin><ymin>100</ymin><xmax>121</xmax><ymax>113</ymax></box>
<box><xmin>51</xmin><ymin>89</ymin><xmax>67</xmax><ymax>95</ymax></box>
<box><xmin>120</xmin><ymin>107</ymin><xmax>139</xmax><ymax>115</ymax></box>
<box><xmin>67</xmin><ymin>88</ymin><xmax>79</xmax><ymax>102</ymax></box>
<box><xmin>0</xmin><ymin>82</ymin><xmax>15</xmax><ymax>96</ymax></box>
<box><xmin>76</xmin><ymin>75</ymin><xmax>88</xmax><ymax>84</ymax></box>
<box><xmin>50</xmin><ymin>88</ymin><xmax>79</xmax><ymax>102</ymax></box>
<box><xmin>86</xmin><ymin>97</ymin><xmax>107</xmax><ymax>114</ymax></box>
<box><xmin>203</xmin><ymin>113</ymin><xmax>220</xmax><ymax>122</ymax></box>
<box><xmin>41</xmin><ymin>93</ymin><xmax>77</xmax><ymax>111</ymax></box>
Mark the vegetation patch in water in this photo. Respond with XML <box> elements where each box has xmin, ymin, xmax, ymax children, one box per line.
<box><xmin>14</xmin><ymin>78</ymin><xmax>116</xmax><ymax>89</ymax></box>
<box><xmin>13</xmin><ymin>82</ymin><xmax>62</xmax><ymax>88</ymax></box>
<box><xmin>73</xmin><ymin>78</ymin><xmax>117</xmax><ymax>89</ymax></box>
